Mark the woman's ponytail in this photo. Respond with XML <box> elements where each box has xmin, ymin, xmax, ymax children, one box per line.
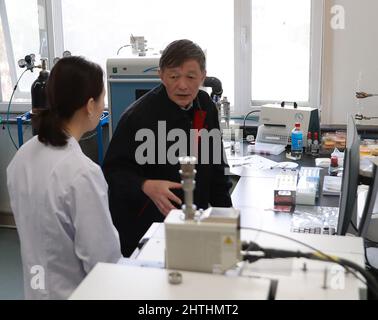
<box><xmin>38</xmin><ymin>109</ymin><xmax>68</xmax><ymax>146</ymax></box>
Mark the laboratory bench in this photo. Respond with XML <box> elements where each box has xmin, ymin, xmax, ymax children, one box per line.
<box><xmin>70</xmin><ymin>148</ymin><xmax>370</xmax><ymax>300</ymax></box>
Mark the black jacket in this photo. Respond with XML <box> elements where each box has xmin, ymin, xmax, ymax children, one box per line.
<box><xmin>103</xmin><ymin>84</ymin><xmax>232</xmax><ymax>256</ymax></box>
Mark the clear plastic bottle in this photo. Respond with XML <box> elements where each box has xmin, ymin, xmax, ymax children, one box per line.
<box><xmin>291</xmin><ymin>123</ymin><xmax>303</xmax><ymax>160</ymax></box>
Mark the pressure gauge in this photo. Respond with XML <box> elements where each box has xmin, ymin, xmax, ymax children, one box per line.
<box><xmin>295</xmin><ymin>113</ymin><xmax>304</xmax><ymax>122</ymax></box>
<box><xmin>18</xmin><ymin>59</ymin><xmax>26</xmax><ymax>68</ymax></box>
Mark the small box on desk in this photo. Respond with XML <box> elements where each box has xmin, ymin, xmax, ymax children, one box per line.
<box><xmin>295</xmin><ymin>167</ymin><xmax>321</xmax><ymax>205</ymax></box>
<box><xmin>274</xmin><ymin>170</ymin><xmax>298</xmax><ymax>207</ymax></box>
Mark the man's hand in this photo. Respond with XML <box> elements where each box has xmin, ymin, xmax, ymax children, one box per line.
<box><xmin>142</xmin><ymin>180</ymin><xmax>182</xmax><ymax>216</ymax></box>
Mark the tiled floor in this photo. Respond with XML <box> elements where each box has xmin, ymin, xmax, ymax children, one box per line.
<box><xmin>0</xmin><ymin>228</ymin><xmax>24</xmax><ymax>299</ymax></box>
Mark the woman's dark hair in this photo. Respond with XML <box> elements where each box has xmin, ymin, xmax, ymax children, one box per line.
<box><xmin>38</xmin><ymin>56</ymin><xmax>104</xmax><ymax>146</ymax></box>
<box><xmin>159</xmin><ymin>39</ymin><xmax>206</xmax><ymax>72</ymax></box>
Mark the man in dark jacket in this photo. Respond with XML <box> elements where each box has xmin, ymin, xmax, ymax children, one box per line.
<box><xmin>103</xmin><ymin>39</ymin><xmax>232</xmax><ymax>256</ymax></box>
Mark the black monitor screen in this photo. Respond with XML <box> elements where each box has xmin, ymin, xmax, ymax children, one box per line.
<box><xmin>358</xmin><ymin>159</ymin><xmax>378</xmax><ymax>243</ymax></box>
<box><xmin>337</xmin><ymin>115</ymin><xmax>360</xmax><ymax>235</ymax></box>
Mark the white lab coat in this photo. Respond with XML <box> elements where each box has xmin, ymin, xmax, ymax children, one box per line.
<box><xmin>7</xmin><ymin>136</ymin><xmax>122</xmax><ymax>300</ymax></box>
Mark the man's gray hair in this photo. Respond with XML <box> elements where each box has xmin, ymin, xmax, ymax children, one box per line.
<box><xmin>159</xmin><ymin>39</ymin><xmax>206</xmax><ymax>72</ymax></box>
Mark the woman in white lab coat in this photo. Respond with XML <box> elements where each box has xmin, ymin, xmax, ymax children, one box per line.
<box><xmin>7</xmin><ymin>56</ymin><xmax>122</xmax><ymax>300</ymax></box>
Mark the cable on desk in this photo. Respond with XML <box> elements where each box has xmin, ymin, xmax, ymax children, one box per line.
<box><xmin>241</xmin><ymin>226</ymin><xmax>338</xmax><ymax>263</ymax></box>
<box><xmin>241</xmin><ymin>241</ymin><xmax>378</xmax><ymax>299</ymax></box>
<box><xmin>241</xmin><ymin>226</ymin><xmax>370</xmax><ymax>293</ymax></box>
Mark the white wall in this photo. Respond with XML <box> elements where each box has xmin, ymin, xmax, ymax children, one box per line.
<box><xmin>322</xmin><ymin>0</ymin><xmax>378</xmax><ymax>125</ymax></box>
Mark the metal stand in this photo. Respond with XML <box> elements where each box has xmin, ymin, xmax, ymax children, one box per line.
<box><xmin>179</xmin><ymin>156</ymin><xmax>197</xmax><ymax>220</ymax></box>
<box><xmin>16</xmin><ymin>111</ymin><xmax>31</xmax><ymax>147</ymax></box>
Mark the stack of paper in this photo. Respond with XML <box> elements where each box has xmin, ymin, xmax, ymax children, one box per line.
<box><xmin>322</xmin><ymin>175</ymin><xmax>342</xmax><ymax>196</ymax></box>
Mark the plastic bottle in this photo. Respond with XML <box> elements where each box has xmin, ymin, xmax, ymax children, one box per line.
<box><xmin>329</xmin><ymin>155</ymin><xmax>339</xmax><ymax>176</ymax></box>
<box><xmin>306</xmin><ymin>132</ymin><xmax>312</xmax><ymax>155</ymax></box>
<box><xmin>311</xmin><ymin>132</ymin><xmax>320</xmax><ymax>157</ymax></box>
<box><xmin>291</xmin><ymin>123</ymin><xmax>303</xmax><ymax>160</ymax></box>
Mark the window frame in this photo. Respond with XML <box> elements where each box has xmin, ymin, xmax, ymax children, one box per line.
<box><xmin>0</xmin><ymin>0</ymin><xmax>18</xmax><ymax>104</ymax></box>
<box><xmin>234</xmin><ymin>0</ymin><xmax>324</xmax><ymax>116</ymax></box>
<box><xmin>0</xmin><ymin>0</ymin><xmax>63</xmax><ymax>112</ymax></box>
<box><xmin>1</xmin><ymin>0</ymin><xmax>324</xmax><ymax>116</ymax></box>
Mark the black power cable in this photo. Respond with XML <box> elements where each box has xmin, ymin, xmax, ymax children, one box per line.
<box><xmin>116</xmin><ymin>44</ymin><xmax>131</xmax><ymax>56</ymax></box>
<box><xmin>242</xmin><ymin>110</ymin><xmax>260</xmax><ymax>140</ymax></box>
<box><xmin>241</xmin><ymin>226</ymin><xmax>376</xmax><ymax>297</ymax></box>
<box><xmin>242</xmin><ymin>246</ymin><xmax>378</xmax><ymax>299</ymax></box>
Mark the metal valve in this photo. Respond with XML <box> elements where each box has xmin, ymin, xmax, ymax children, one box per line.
<box><xmin>179</xmin><ymin>156</ymin><xmax>197</xmax><ymax>220</ymax></box>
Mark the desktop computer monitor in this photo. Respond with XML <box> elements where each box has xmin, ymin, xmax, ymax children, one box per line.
<box><xmin>358</xmin><ymin>158</ymin><xmax>378</xmax><ymax>243</ymax></box>
<box><xmin>337</xmin><ymin>115</ymin><xmax>360</xmax><ymax>235</ymax></box>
